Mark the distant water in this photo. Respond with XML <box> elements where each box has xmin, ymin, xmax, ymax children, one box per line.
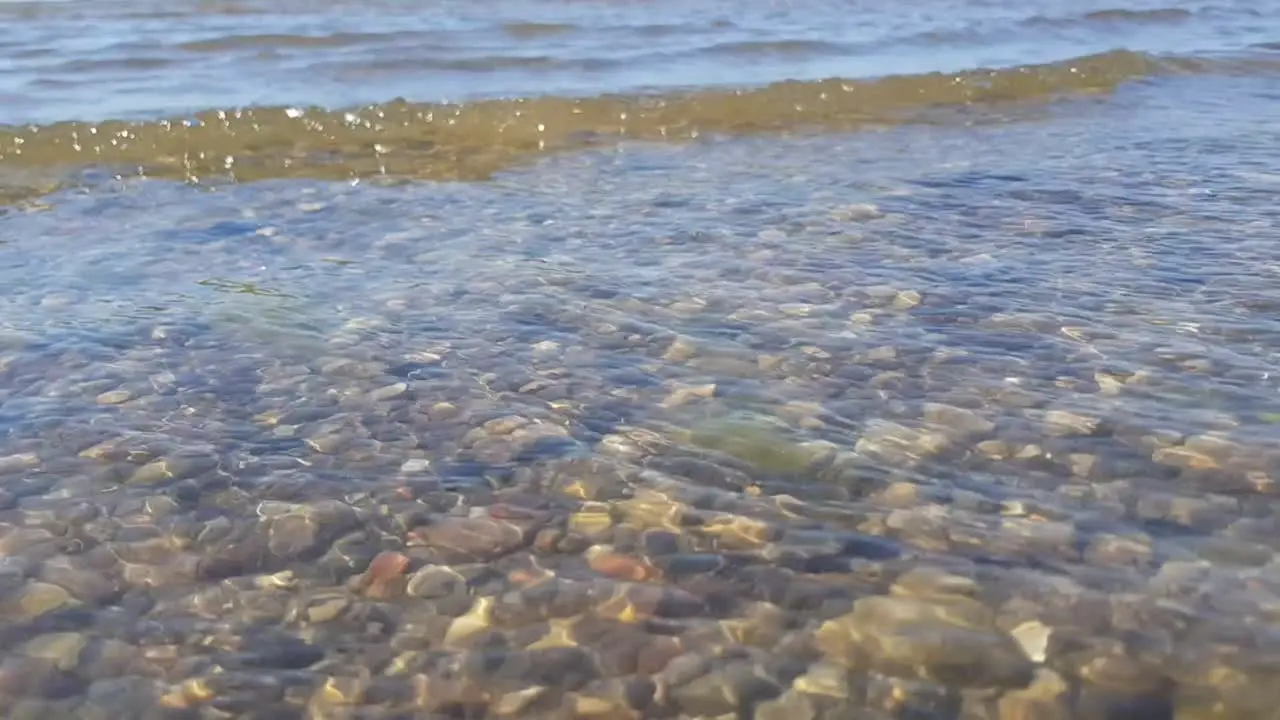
<box><xmin>0</xmin><ymin>0</ymin><xmax>1275</xmax><ymax>122</ymax></box>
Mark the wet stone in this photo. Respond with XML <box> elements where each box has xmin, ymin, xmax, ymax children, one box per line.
<box><xmin>814</xmin><ymin>594</ymin><xmax>1034</xmax><ymax>689</ymax></box>
<box><xmin>923</xmin><ymin>402</ymin><xmax>997</xmax><ymax>439</ymax></box>
<box><xmin>664</xmin><ymin>657</ymin><xmax>784</xmax><ymax>716</ymax></box>
<box><xmin>891</xmin><ymin>566</ymin><xmax>980</xmax><ymax>599</ymax></box>
<box><xmin>410</xmin><ymin>514</ymin><xmax>530</xmax><ymax>563</ymax></box>
<box><xmin>892</xmin><ymin>290</ymin><xmax>922</xmax><ymax>309</ymax></box>
<box><xmin>95</xmin><ymin>390</ymin><xmax>133</xmax><ymax>405</ymax></box>
<box><xmin>0</xmin><ymin>453</ymin><xmax>40</xmax><ymax>474</ymax></box>
<box><xmin>1042</xmin><ymin>409</ymin><xmax>1103</xmax><ymax>437</ymax></box>
<box><xmin>442</xmin><ymin>595</ymin><xmax>498</xmax><ymax>648</ymax></box>
<box><xmin>74</xmin><ymin>638</ymin><xmax>138</xmax><ymax>686</ymax></box>
<box><xmin>125</xmin><ymin>452</ymin><xmax>219</xmax><ymax>486</ymax></box>
<box><xmin>1009</xmin><ymin>620</ymin><xmax>1052</xmax><ymax>664</ymax></box>
<box><xmin>268</xmin><ymin>513</ymin><xmax>321</xmax><ymax>558</ymax></box>
<box><xmin>645</xmin><ymin>455</ymin><xmax>754</xmax><ymax>493</ymax></box>
<box><xmin>20</xmin><ymin>633</ymin><xmax>87</xmax><ymax>672</ymax></box>
<box><xmin>477</xmin><ymin>646</ymin><xmax>601</xmax><ymax>692</ymax></box>
<box><xmin>994</xmin><ymin>517</ymin><xmax>1079</xmax><ymax>560</ymax></box>
<box><xmin>653</xmin><ymin>553</ymin><xmax>727</xmax><ymax>579</ymax></box>
<box><xmin>697</xmin><ymin>512</ymin><xmax>778</xmax><ymax>551</ymax></box>
<box><xmin>1133</xmin><ymin>493</ymin><xmax>1237</xmax><ymax>531</ymax></box>
<box><xmin>370</xmin><ymin>381</ymin><xmax>408</xmax><ymax>401</ymax></box>
<box><xmin>1193</xmin><ymin>536</ymin><xmax>1272</xmax><ymax>566</ymax></box>
<box><xmin>587</xmin><ymin>546</ymin><xmax>656</xmax><ymax>582</ymax></box>
<box><xmin>542</xmin><ymin>457</ymin><xmax>636</xmax><ymax>501</ymax></box>
<box><xmin>763</xmin><ymin>529</ymin><xmax>899</xmax><ymax>573</ymax></box>
<box><xmin>855</xmin><ymin>420</ymin><xmax>951</xmax><ymax>466</ymax></box>
<box><xmin>292</xmin><ymin>593</ymin><xmax>351</xmax><ymax>624</ymax></box>
<box><xmin>80</xmin><ymin>678</ymin><xmax>164</xmax><ymax>720</ymax></box>
<box><xmin>304</xmin><ymin>432</ymin><xmax>351</xmax><ymax>455</ymax></box>
<box><xmin>1084</xmin><ymin>533</ymin><xmax>1154</xmax><ymax>568</ymax></box>
<box><xmin>719</xmin><ymin>602</ymin><xmax>789</xmax><ymax>648</ymax></box>
<box><xmin>885</xmin><ymin>505</ymin><xmax>956</xmax><ymax>551</ymax></box>
<box><xmin>575</xmin><ymin>677</ymin><xmax>655</xmax><ymax>717</ymax></box>
<box><xmin>357</xmin><ymin>550</ymin><xmax>410</xmax><ymax>598</ymax></box>
<box><xmin>38</xmin><ymin>556</ymin><xmax>120</xmax><ymax>605</ymax></box>
<box><xmin>1152</xmin><ymin>445</ymin><xmax>1219</xmax><ymax>471</ymax></box>
<box><xmin>221</xmin><ymin>631</ymin><xmax>325</xmax><ymax>671</ymax></box>
<box><xmin>0</xmin><ymin>655</ymin><xmax>82</xmax><ymax>700</ymax></box>
<box><xmin>405</xmin><ymin>564</ymin><xmax>468</xmax><ymax>600</ymax></box>
<box><xmin>315</xmin><ymin>530</ymin><xmax>390</xmax><ymax>579</ymax></box>
<box><xmin>7</xmin><ymin>581</ymin><xmax>74</xmax><ymax>620</ymax></box>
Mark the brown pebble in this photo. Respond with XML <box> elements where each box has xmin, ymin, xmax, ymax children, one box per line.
<box><xmin>589</xmin><ymin>550</ymin><xmax>655</xmax><ymax>582</ymax></box>
<box><xmin>508</xmin><ymin>568</ymin><xmax>542</xmax><ymax>586</ymax></box>
<box><xmin>533</xmin><ymin>528</ymin><xmax>563</xmax><ymax>554</ymax></box>
<box><xmin>360</xmin><ymin>551</ymin><xmax>410</xmax><ymax>598</ymax></box>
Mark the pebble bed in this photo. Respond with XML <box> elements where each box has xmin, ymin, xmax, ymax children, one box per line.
<box><xmin>0</xmin><ymin>81</ymin><xmax>1279</xmax><ymax>719</ymax></box>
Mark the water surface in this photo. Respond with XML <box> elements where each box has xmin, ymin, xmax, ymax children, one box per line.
<box><xmin>1</xmin><ymin>1</ymin><xmax>1279</xmax><ymax>718</ymax></box>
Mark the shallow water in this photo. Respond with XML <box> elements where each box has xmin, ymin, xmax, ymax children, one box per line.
<box><xmin>1</xmin><ymin>0</ymin><xmax>1280</xmax><ymax>718</ymax></box>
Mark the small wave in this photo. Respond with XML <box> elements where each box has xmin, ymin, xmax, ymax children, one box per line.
<box><xmin>1025</xmin><ymin>7</ymin><xmax>1193</xmax><ymax>29</ymax></box>
<box><xmin>501</xmin><ymin>22</ymin><xmax>577</xmax><ymax>39</ymax></box>
<box><xmin>49</xmin><ymin>56</ymin><xmax>177</xmax><ymax>73</ymax></box>
<box><xmin>0</xmin><ymin>49</ymin><xmax>1251</xmax><ymax>202</ymax></box>
<box><xmin>176</xmin><ymin>31</ymin><xmax>400</xmax><ymax>53</ymax></box>
<box><xmin>701</xmin><ymin>39</ymin><xmax>853</xmax><ymax>57</ymax></box>
<box><xmin>1083</xmin><ymin>8</ymin><xmax>1193</xmax><ymax>23</ymax></box>
<box><xmin>334</xmin><ymin>54</ymin><xmax>604</xmax><ymax>74</ymax></box>
<box><xmin>633</xmin><ymin>23</ymin><xmax>697</xmax><ymax>37</ymax></box>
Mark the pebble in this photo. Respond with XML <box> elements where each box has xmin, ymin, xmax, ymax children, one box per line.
<box><xmin>855</xmin><ymin>420</ymin><xmax>951</xmax><ymax>464</ymax></box>
<box><xmin>411</xmin><ymin>515</ymin><xmax>529</xmax><ymax>562</ymax></box>
<box><xmin>21</xmin><ymin>632</ymin><xmax>88</xmax><ymax>671</ymax></box>
<box><xmin>1084</xmin><ymin>533</ymin><xmax>1154</xmax><ymax>567</ymax></box>
<box><xmin>0</xmin><ymin>453</ymin><xmax>40</xmax><ymax>474</ymax></box>
<box><xmin>399</xmin><ymin>457</ymin><xmax>431</xmax><ymax>473</ymax></box>
<box><xmin>892</xmin><ymin>290</ymin><xmax>922</xmax><ymax>309</ymax></box>
<box><xmin>12</xmin><ymin>581</ymin><xmax>74</xmax><ymax>620</ymax></box>
<box><xmin>1042</xmin><ymin>409</ymin><xmax>1102</xmax><ymax>437</ymax></box>
<box><xmin>443</xmin><ymin>596</ymin><xmax>496</xmax><ymax>648</ymax></box>
<box><xmin>298</xmin><ymin>593</ymin><xmax>350</xmax><ymax>623</ymax></box>
<box><xmin>370</xmin><ymin>381</ymin><xmax>408</xmax><ymax>401</ymax></box>
<box><xmin>358</xmin><ymin>550</ymin><xmax>410</xmax><ymax>597</ymax></box>
<box><xmin>814</xmin><ymin>594</ymin><xmax>1035</xmax><ymax>688</ymax></box>
<box><xmin>1152</xmin><ymin>445</ymin><xmax>1219</xmax><ymax>470</ymax></box>
<box><xmin>96</xmin><ymin>390</ymin><xmax>133</xmax><ymax>405</ymax></box>
<box><xmin>923</xmin><ymin>402</ymin><xmax>996</xmax><ymax>438</ymax></box>
<box><xmin>662</xmin><ymin>336</ymin><xmax>698</xmax><ymax>363</ymax></box>
<box><xmin>891</xmin><ymin>567</ymin><xmax>980</xmax><ymax>599</ymax></box>
<box><xmin>587</xmin><ymin>547</ymin><xmax>656</xmax><ymax>581</ymax></box>
<box><xmin>667</xmin><ymin>659</ymin><xmax>783</xmax><ymax>715</ymax></box>
<box><xmin>1009</xmin><ymin>620</ymin><xmax>1052</xmax><ymax>663</ymax></box>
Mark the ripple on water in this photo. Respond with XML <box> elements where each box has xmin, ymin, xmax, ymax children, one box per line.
<box><xmin>0</xmin><ymin>41</ymin><xmax>1278</xmax><ymax>720</ymax></box>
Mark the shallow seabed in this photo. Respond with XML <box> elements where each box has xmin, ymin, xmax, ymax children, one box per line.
<box><xmin>1</xmin><ymin>71</ymin><xmax>1278</xmax><ymax>718</ymax></box>
<box><xmin>2</xmin><ymin>0</ymin><xmax>1280</xmax><ymax>718</ymax></box>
